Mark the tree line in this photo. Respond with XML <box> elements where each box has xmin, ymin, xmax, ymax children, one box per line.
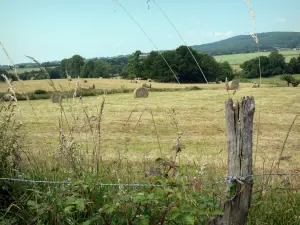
<box><xmin>240</xmin><ymin>51</ymin><xmax>300</xmax><ymax>78</ymax></box>
<box><xmin>123</xmin><ymin>46</ymin><xmax>234</xmax><ymax>83</ymax></box>
<box><xmin>1</xmin><ymin>46</ymin><xmax>234</xmax><ymax>83</ymax></box>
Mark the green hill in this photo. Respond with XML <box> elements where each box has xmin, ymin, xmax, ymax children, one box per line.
<box><xmin>191</xmin><ymin>32</ymin><xmax>300</xmax><ymax>55</ymax></box>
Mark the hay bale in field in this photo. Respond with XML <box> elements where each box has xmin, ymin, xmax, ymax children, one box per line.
<box><xmin>252</xmin><ymin>83</ymin><xmax>259</xmax><ymax>88</ymax></box>
<box><xmin>2</xmin><ymin>93</ymin><xmax>13</xmax><ymax>101</ymax></box>
<box><xmin>142</xmin><ymin>83</ymin><xmax>152</xmax><ymax>88</ymax></box>
<box><xmin>51</xmin><ymin>93</ymin><xmax>63</xmax><ymax>103</ymax></box>
<box><xmin>84</xmin><ymin>80</ymin><xmax>88</xmax><ymax>83</ymax></box>
<box><xmin>89</xmin><ymin>84</ymin><xmax>95</xmax><ymax>89</ymax></box>
<box><xmin>227</xmin><ymin>80</ymin><xmax>239</xmax><ymax>90</ymax></box>
<box><xmin>134</xmin><ymin>87</ymin><xmax>149</xmax><ymax>98</ymax></box>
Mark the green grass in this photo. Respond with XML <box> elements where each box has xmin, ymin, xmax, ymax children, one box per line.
<box><xmin>7</xmin><ymin>67</ymin><xmax>41</xmax><ymax>73</ymax></box>
<box><xmin>214</xmin><ymin>50</ymin><xmax>300</xmax><ymax>65</ymax></box>
<box><xmin>249</xmin><ymin>74</ymin><xmax>300</xmax><ymax>86</ymax></box>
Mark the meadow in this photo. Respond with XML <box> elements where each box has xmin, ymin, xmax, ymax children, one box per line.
<box><xmin>1</xmin><ymin>77</ymin><xmax>299</xmax><ymax>168</ymax></box>
<box><xmin>214</xmin><ymin>50</ymin><xmax>300</xmax><ymax>67</ymax></box>
<box><xmin>1</xmin><ymin>78</ymin><xmax>300</xmax><ymax>224</ymax></box>
<box><xmin>11</xmin><ymin>81</ymin><xmax>300</xmax><ymax>170</ymax></box>
<box><xmin>0</xmin><ymin>78</ymin><xmax>257</xmax><ymax>93</ymax></box>
<box><xmin>7</xmin><ymin>67</ymin><xmax>41</xmax><ymax>74</ymax></box>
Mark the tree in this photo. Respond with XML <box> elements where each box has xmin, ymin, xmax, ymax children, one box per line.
<box><xmin>219</xmin><ymin>61</ymin><xmax>234</xmax><ymax>81</ymax></box>
<box><xmin>94</xmin><ymin>60</ymin><xmax>109</xmax><ymax>78</ymax></box>
<box><xmin>143</xmin><ymin>51</ymin><xmax>159</xmax><ymax>76</ymax></box>
<box><xmin>149</xmin><ymin>50</ymin><xmax>178</xmax><ymax>82</ymax></box>
<box><xmin>59</xmin><ymin>59</ymin><xmax>68</xmax><ymax>78</ymax></box>
<box><xmin>268</xmin><ymin>51</ymin><xmax>286</xmax><ymax>75</ymax></box>
<box><xmin>81</xmin><ymin>60</ymin><xmax>95</xmax><ymax>78</ymax></box>
<box><xmin>287</xmin><ymin>57</ymin><xmax>300</xmax><ymax>74</ymax></box>
<box><xmin>127</xmin><ymin>50</ymin><xmax>144</xmax><ymax>78</ymax></box>
<box><xmin>196</xmin><ymin>52</ymin><xmax>221</xmax><ymax>82</ymax></box>
<box><xmin>240</xmin><ymin>53</ymin><xmax>287</xmax><ymax>78</ymax></box>
<box><xmin>47</xmin><ymin>67</ymin><xmax>61</xmax><ymax>79</ymax></box>
<box><xmin>281</xmin><ymin>74</ymin><xmax>296</xmax><ymax>86</ymax></box>
<box><xmin>138</xmin><ymin>46</ymin><xmax>225</xmax><ymax>83</ymax></box>
<box><xmin>68</xmin><ymin>55</ymin><xmax>85</xmax><ymax>77</ymax></box>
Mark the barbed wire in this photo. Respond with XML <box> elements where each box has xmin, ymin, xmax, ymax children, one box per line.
<box><xmin>0</xmin><ymin>177</ymin><xmax>164</xmax><ymax>187</ymax></box>
<box><xmin>1</xmin><ymin>173</ymin><xmax>299</xmax><ymax>188</ymax></box>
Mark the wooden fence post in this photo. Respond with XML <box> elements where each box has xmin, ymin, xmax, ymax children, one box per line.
<box><xmin>210</xmin><ymin>96</ymin><xmax>255</xmax><ymax>225</ymax></box>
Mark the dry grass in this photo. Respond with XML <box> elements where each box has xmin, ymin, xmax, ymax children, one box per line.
<box><xmin>0</xmin><ymin>78</ymin><xmax>257</xmax><ymax>93</ymax></box>
<box><xmin>11</xmin><ymin>86</ymin><xmax>300</xmax><ymax>172</ymax></box>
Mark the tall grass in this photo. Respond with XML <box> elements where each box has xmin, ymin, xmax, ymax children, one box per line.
<box><xmin>245</xmin><ymin>0</ymin><xmax>262</xmax><ymax>87</ymax></box>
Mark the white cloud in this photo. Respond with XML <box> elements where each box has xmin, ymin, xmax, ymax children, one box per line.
<box><xmin>213</xmin><ymin>31</ymin><xmax>233</xmax><ymax>37</ymax></box>
<box><xmin>276</xmin><ymin>17</ymin><xmax>287</xmax><ymax>23</ymax></box>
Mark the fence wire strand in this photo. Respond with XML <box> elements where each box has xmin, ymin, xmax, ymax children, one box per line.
<box><xmin>1</xmin><ymin>173</ymin><xmax>299</xmax><ymax>188</ymax></box>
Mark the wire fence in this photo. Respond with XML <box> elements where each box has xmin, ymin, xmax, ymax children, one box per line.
<box><xmin>1</xmin><ymin>173</ymin><xmax>299</xmax><ymax>188</ymax></box>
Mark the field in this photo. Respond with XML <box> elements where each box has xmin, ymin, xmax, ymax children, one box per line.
<box><xmin>249</xmin><ymin>74</ymin><xmax>300</xmax><ymax>86</ymax></box>
<box><xmin>7</xmin><ymin>80</ymin><xmax>300</xmax><ymax>171</ymax></box>
<box><xmin>214</xmin><ymin>50</ymin><xmax>300</xmax><ymax>69</ymax></box>
<box><xmin>0</xmin><ymin>78</ymin><xmax>258</xmax><ymax>93</ymax></box>
<box><xmin>7</xmin><ymin>67</ymin><xmax>41</xmax><ymax>74</ymax></box>
<box><xmin>2</xmin><ymin>78</ymin><xmax>300</xmax><ymax>224</ymax></box>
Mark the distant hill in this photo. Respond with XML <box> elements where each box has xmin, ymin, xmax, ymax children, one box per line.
<box><xmin>191</xmin><ymin>32</ymin><xmax>300</xmax><ymax>55</ymax></box>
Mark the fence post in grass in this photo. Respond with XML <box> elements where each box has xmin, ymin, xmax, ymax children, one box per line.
<box><xmin>210</xmin><ymin>96</ymin><xmax>255</xmax><ymax>225</ymax></box>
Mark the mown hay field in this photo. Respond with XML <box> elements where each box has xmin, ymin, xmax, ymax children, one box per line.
<box><xmin>11</xmin><ymin>84</ymin><xmax>300</xmax><ymax>172</ymax></box>
<box><xmin>0</xmin><ymin>78</ymin><xmax>256</xmax><ymax>93</ymax></box>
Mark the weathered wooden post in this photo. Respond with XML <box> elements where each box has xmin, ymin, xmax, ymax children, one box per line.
<box><xmin>210</xmin><ymin>96</ymin><xmax>255</xmax><ymax>225</ymax></box>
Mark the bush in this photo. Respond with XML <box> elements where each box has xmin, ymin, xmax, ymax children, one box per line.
<box><xmin>281</xmin><ymin>74</ymin><xmax>296</xmax><ymax>86</ymax></box>
<box><xmin>34</xmin><ymin>89</ymin><xmax>47</xmax><ymax>95</ymax></box>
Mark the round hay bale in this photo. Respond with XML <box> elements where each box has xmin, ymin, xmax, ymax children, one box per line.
<box><xmin>89</xmin><ymin>84</ymin><xmax>95</xmax><ymax>89</ymax></box>
<box><xmin>252</xmin><ymin>83</ymin><xmax>259</xmax><ymax>88</ymax></box>
<box><xmin>228</xmin><ymin>80</ymin><xmax>239</xmax><ymax>90</ymax></box>
<box><xmin>51</xmin><ymin>93</ymin><xmax>63</xmax><ymax>103</ymax></box>
<box><xmin>134</xmin><ymin>87</ymin><xmax>149</xmax><ymax>98</ymax></box>
<box><xmin>142</xmin><ymin>83</ymin><xmax>152</xmax><ymax>88</ymax></box>
<box><xmin>2</xmin><ymin>93</ymin><xmax>13</xmax><ymax>101</ymax></box>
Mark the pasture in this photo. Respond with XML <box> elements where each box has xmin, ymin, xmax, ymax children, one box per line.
<box><xmin>2</xmin><ymin>78</ymin><xmax>300</xmax><ymax>224</ymax></box>
<box><xmin>249</xmin><ymin>74</ymin><xmax>300</xmax><ymax>86</ymax></box>
<box><xmin>0</xmin><ymin>78</ymin><xmax>256</xmax><ymax>93</ymax></box>
<box><xmin>9</xmin><ymin>81</ymin><xmax>300</xmax><ymax>171</ymax></box>
<box><xmin>7</xmin><ymin>67</ymin><xmax>41</xmax><ymax>74</ymax></box>
<box><xmin>214</xmin><ymin>50</ymin><xmax>300</xmax><ymax>66</ymax></box>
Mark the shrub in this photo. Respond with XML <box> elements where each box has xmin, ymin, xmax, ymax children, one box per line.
<box><xmin>34</xmin><ymin>89</ymin><xmax>47</xmax><ymax>95</ymax></box>
<box><xmin>281</xmin><ymin>74</ymin><xmax>296</xmax><ymax>86</ymax></box>
<box><xmin>185</xmin><ymin>86</ymin><xmax>202</xmax><ymax>91</ymax></box>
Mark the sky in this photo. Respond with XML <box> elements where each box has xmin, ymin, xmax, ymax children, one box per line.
<box><xmin>0</xmin><ymin>0</ymin><xmax>300</xmax><ymax>64</ymax></box>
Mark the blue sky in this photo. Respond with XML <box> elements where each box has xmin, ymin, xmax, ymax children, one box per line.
<box><xmin>1</xmin><ymin>0</ymin><xmax>299</xmax><ymax>64</ymax></box>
